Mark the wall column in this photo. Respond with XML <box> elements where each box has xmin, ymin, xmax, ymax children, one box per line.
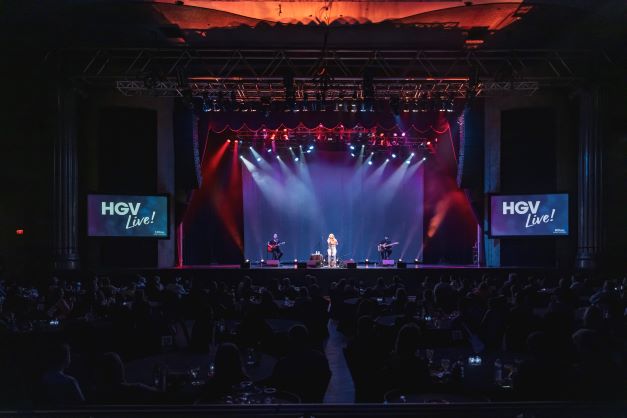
<box><xmin>576</xmin><ymin>87</ymin><xmax>604</xmax><ymax>269</ymax></box>
<box><xmin>52</xmin><ymin>84</ymin><xmax>80</xmax><ymax>270</ymax></box>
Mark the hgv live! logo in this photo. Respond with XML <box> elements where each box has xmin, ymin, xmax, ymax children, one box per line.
<box><xmin>101</xmin><ymin>202</ymin><xmax>156</xmax><ymax>230</ymax></box>
<box><xmin>502</xmin><ymin>200</ymin><xmax>556</xmax><ymax>228</ymax></box>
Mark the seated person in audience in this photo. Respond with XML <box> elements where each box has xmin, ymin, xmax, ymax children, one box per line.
<box><xmin>46</xmin><ymin>287</ymin><xmax>73</xmax><ymax>320</ymax></box>
<box><xmin>165</xmin><ymin>276</ymin><xmax>187</xmax><ymax>298</ymax></box>
<box><xmin>38</xmin><ymin>343</ymin><xmax>85</xmax><ymax>406</ymax></box>
<box><xmin>271</xmin><ymin>325</ymin><xmax>331</xmax><ymax>403</ymax></box>
<box><xmin>571</xmin><ymin>328</ymin><xmax>623</xmax><ymax>400</ymax></box>
<box><xmin>238</xmin><ymin>309</ymin><xmax>272</xmax><ymax>348</ymax></box>
<box><xmin>512</xmin><ymin>331</ymin><xmax>573</xmax><ymax>400</ymax></box>
<box><xmin>306</xmin><ymin>284</ymin><xmax>330</xmax><ymax>341</ymax></box>
<box><xmin>145</xmin><ymin>276</ymin><xmax>164</xmax><ymax>302</ymax></box>
<box><xmin>190</xmin><ymin>306</ymin><xmax>215</xmax><ymax>352</ymax></box>
<box><xmin>371</xmin><ymin>277</ymin><xmax>387</xmax><ymax>297</ymax></box>
<box><xmin>345</xmin><ymin>315</ymin><xmax>386</xmax><ymax>402</ymax></box>
<box><xmin>394</xmin><ymin>301</ymin><xmax>419</xmax><ymax>329</ymax></box>
<box><xmin>92</xmin><ymin>352</ymin><xmax>160</xmax><ymax>404</ymax></box>
<box><xmin>390</xmin><ymin>288</ymin><xmax>408</xmax><ymax>315</ymax></box>
<box><xmin>256</xmin><ymin>289</ymin><xmax>280</xmax><ymax>318</ymax></box>
<box><xmin>434</xmin><ymin>276</ymin><xmax>457</xmax><ymax>313</ymax></box>
<box><xmin>236</xmin><ymin>276</ymin><xmax>253</xmax><ymax>302</ymax></box>
<box><xmin>197</xmin><ymin>343</ymin><xmax>249</xmax><ymax>403</ymax></box>
<box><xmin>380</xmin><ymin>323</ymin><xmax>430</xmax><ymax>394</ymax></box>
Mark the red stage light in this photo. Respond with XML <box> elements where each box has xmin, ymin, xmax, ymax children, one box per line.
<box><xmin>16</xmin><ymin>229</ymin><xmax>24</xmax><ymax>235</ymax></box>
<box><xmin>227</xmin><ymin>139</ymin><xmax>231</xmax><ymax>143</ymax></box>
<box><xmin>427</xmin><ymin>141</ymin><xmax>431</xmax><ymax>146</ymax></box>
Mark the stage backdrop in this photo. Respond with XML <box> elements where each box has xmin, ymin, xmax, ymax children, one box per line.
<box><xmin>242</xmin><ymin>150</ymin><xmax>424</xmax><ymax>262</ymax></box>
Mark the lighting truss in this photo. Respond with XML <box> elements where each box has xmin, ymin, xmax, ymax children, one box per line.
<box><xmin>43</xmin><ymin>48</ymin><xmax>616</xmax><ymax>97</ymax></box>
<box><xmin>115</xmin><ymin>78</ymin><xmax>540</xmax><ymax>99</ymax></box>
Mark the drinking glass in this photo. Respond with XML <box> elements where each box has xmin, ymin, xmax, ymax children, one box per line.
<box><xmin>189</xmin><ymin>367</ymin><xmax>201</xmax><ymax>385</ymax></box>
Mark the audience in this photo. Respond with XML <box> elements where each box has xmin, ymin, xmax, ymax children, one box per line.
<box><xmin>0</xmin><ymin>270</ymin><xmax>624</xmax><ymax>407</ymax></box>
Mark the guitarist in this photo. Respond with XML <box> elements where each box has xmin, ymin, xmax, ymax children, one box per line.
<box><xmin>268</xmin><ymin>233</ymin><xmax>283</xmax><ymax>260</ymax></box>
<box><xmin>378</xmin><ymin>236</ymin><xmax>393</xmax><ymax>260</ymax></box>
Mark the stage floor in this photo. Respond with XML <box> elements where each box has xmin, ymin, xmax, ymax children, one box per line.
<box><xmin>175</xmin><ymin>263</ymin><xmax>481</xmax><ymax>270</ymax></box>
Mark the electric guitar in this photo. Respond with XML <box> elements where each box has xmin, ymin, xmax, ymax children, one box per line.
<box><xmin>377</xmin><ymin>241</ymin><xmax>399</xmax><ymax>252</ymax></box>
<box><xmin>267</xmin><ymin>241</ymin><xmax>286</xmax><ymax>252</ymax></box>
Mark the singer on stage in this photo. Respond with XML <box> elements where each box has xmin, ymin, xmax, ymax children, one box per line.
<box><xmin>327</xmin><ymin>233</ymin><xmax>338</xmax><ymax>267</ymax></box>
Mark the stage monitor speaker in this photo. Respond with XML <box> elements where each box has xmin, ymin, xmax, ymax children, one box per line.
<box><xmin>297</xmin><ymin>261</ymin><xmax>307</xmax><ymax>269</ymax></box>
<box><xmin>381</xmin><ymin>259</ymin><xmax>395</xmax><ymax>266</ymax></box>
<box><xmin>240</xmin><ymin>260</ymin><xmax>251</xmax><ymax>269</ymax></box>
<box><xmin>397</xmin><ymin>261</ymin><xmax>407</xmax><ymax>269</ymax></box>
<box><xmin>306</xmin><ymin>260</ymin><xmax>319</xmax><ymax>268</ymax></box>
<box><xmin>264</xmin><ymin>260</ymin><xmax>280</xmax><ymax>267</ymax></box>
<box><xmin>346</xmin><ymin>259</ymin><xmax>357</xmax><ymax>269</ymax></box>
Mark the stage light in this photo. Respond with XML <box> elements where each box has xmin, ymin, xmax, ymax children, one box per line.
<box><xmin>306</xmin><ymin>150</ymin><xmax>312</xmax><ymax>154</ymax></box>
<box><xmin>294</xmin><ymin>157</ymin><xmax>299</xmax><ymax>162</ymax></box>
<box><xmin>16</xmin><ymin>229</ymin><xmax>24</xmax><ymax>235</ymax></box>
<box><xmin>261</xmin><ymin>259</ymin><xmax>265</xmax><ymax>263</ymax></box>
<box><xmin>411</xmin><ymin>152</ymin><xmax>415</xmax><ymax>156</ymax></box>
<box><xmin>422</xmin><ymin>157</ymin><xmax>427</xmax><ymax>161</ymax></box>
<box><xmin>392</xmin><ymin>154</ymin><xmax>397</xmax><ymax>158</ymax></box>
<box><xmin>427</xmin><ymin>141</ymin><xmax>431</xmax><ymax>146</ymax></box>
<box><xmin>256</xmin><ymin>157</ymin><xmax>261</xmax><ymax>162</ymax></box>
<box><xmin>227</xmin><ymin>139</ymin><xmax>231</xmax><ymax>143</ymax></box>
<box><xmin>267</xmin><ymin>148</ymin><xmax>272</xmax><ymax>153</ymax></box>
<box><xmin>350</xmin><ymin>145</ymin><xmax>355</xmax><ymax>150</ymax></box>
<box><xmin>368</xmin><ymin>160</ymin><xmax>373</xmax><ymax>165</ymax></box>
<box><xmin>276</xmin><ymin>155</ymin><xmax>280</xmax><ymax>159</ymax></box>
<box><xmin>401</xmin><ymin>132</ymin><xmax>406</xmax><ymax>137</ymax></box>
<box><xmin>405</xmin><ymin>160</ymin><xmax>411</xmax><ymax>164</ymax></box>
<box><xmin>294</xmin><ymin>258</ymin><xmax>298</xmax><ymax>263</ymax></box>
<box><xmin>370</xmin><ymin>152</ymin><xmax>374</xmax><ymax>155</ymax></box>
<box><xmin>386</xmin><ymin>158</ymin><xmax>390</xmax><ymax>162</ymax></box>
<box><xmin>351</xmin><ymin>153</ymin><xmax>356</xmax><ymax>157</ymax></box>
<box><xmin>309</xmin><ymin>145</ymin><xmax>314</xmax><ymax>150</ymax></box>
<box><xmin>414</xmin><ymin>259</ymin><xmax>419</xmax><ymax>263</ymax></box>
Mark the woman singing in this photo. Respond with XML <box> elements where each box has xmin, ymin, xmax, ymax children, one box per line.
<box><xmin>327</xmin><ymin>233</ymin><xmax>338</xmax><ymax>268</ymax></box>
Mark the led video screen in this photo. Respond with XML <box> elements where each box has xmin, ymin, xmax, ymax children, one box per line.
<box><xmin>87</xmin><ymin>194</ymin><xmax>169</xmax><ymax>238</ymax></box>
<box><xmin>490</xmin><ymin>193</ymin><xmax>568</xmax><ymax>237</ymax></box>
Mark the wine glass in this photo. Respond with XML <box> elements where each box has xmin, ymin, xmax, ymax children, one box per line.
<box><xmin>189</xmin><ymin>367</ymin><xmax>201</xmax><ymax>385</ymax></box>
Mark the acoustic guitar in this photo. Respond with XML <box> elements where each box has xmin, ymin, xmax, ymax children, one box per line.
<box><xmin>267</xmin><ymin>241</ymin><xmax>286</xmax><ymax>252</ymax></box>
<box><xmin>377</xmin><ymin>241</ymin><xmax>399</xmax><ymax>252</ymax></box>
